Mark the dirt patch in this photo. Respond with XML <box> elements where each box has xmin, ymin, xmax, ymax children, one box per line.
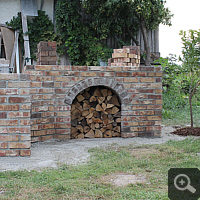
<box><xmin>102</xmin><ymin>173</ymin><xmax>147</xmax><ymax>186</ymax></box>
<box><xmin>171</xmin><ymin>127</ymin><xmax>200</xmax><ymax>136</ymax></box>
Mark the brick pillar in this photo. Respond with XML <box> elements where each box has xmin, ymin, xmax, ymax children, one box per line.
<box><xmin>0</xmin><ymin>74</ymin><xmax>31</xmax><ymax>156</ymax></box>
<box><xmin>37</xmin><ymin>41</ymin><xmax>57</xmax><ymax>65</ymax></box>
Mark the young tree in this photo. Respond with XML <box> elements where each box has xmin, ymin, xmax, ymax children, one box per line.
<box><xmin>129</xmin><ymin>0</ymin><xmax>173</xmax><ymax>65</ymax></box>
<box><xmin>179</xmin><ymin>30</ymin><xmax>200</xmax><ymax>128</ymax></box>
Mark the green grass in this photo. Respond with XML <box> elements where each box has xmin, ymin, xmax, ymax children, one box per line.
<box><xmin>1</xmin><ymin>138</ymin><xmax>200</xmax><ymax>199</ymax></box>
<box><xmin>162</xmin><ymin>90</ymin><xmax>200</xmax><ymax>127</ymax></box>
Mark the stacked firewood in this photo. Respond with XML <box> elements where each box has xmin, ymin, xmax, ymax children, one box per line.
<box><xmin>108</xmin><ymin>46</ymin><xmax>140</xmax><ymax>66</ymax></box>
<box><xmin>71</xmin><ymin>86</ymin><xmax>121</xmax><ymax>139</ymax></box>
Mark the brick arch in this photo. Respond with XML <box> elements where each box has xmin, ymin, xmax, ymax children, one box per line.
<box><xmin>64</xmin><ymin>77</ymin><xmax>131</xmax><ymax>105</ymax></box>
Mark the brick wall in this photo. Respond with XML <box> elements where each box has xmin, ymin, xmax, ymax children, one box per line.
<box><xmin>24</xmin><ymin>62</ymin><xmax>162</xmax><ymax>142</ymax></box>
<box><xmin>0</xmin><ymin>44</ymin><xmax>163</xmax><ymax>157</ymax></box>
<box><xmin>0</xmin><ymin>74</ymin><xmax>31</xmax><ymax>156</ymax></box>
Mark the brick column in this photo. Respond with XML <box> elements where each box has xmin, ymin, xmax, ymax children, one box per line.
<box><xmin>0</xmin><ymin>74</ymin><xmax>31</xmax><ymax>156</ymax></box>
<box><xmin>37</xmin><ymin>41</ymin><xmax>57</xmax><ymax>65</ymax></box>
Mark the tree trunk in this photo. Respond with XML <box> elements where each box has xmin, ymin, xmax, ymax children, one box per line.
<box><xmin>189</xmin><ymin>95</ymin><xmax>193</xmax><ymax>128</ymax></box>
<box><xmin>140</xmin><ymin>17</ymin><xmax>150</xmax><ymax>66</ymax></box>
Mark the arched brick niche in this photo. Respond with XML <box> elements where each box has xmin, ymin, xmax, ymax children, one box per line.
<box><xmin>70</xmin><ymin>85</ymin><xmax>122</xmax><ymax>139</ymax></box>
<box><xmin>64</xmin><ymin>77</ymin><xmax>131</xmax><ymax>105</ymax></box>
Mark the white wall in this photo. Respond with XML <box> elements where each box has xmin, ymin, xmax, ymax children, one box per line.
<box><xmin>0</xmin><ymin>0</ymin><xmax>54</xmax><ymax>25</ymax></box>
<box><xmin>0</xmin><ymin>0</ymin><xmax>21</xmax><ymax>24</ymax></box>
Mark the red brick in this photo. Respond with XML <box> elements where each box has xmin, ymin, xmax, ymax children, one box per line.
<box><xmin>131</xmin><ymin>116</ymin><xmax>147</xmax><ymax>121</ymax></box>
<box><xmin>148</xmin><ymin>72</ymin><xmax>163</xmax><ymax>77</ymax></box>
<box><xmin>0</xmin><ymin>112</ymin><xmax>7</xmax><ymax>118</ymax></box>
<box><xmin>55</xmin><ymin>89</ymin><xmax>69</xmax><ymax>94</ymax></box>
<box><xmin>140</xmin><ymin>78</ymin><xmax>155</xmax><ymax>83</ymax></box>
<box><xmin>0</xmin><ymin>135</ymin><xmax>19</xmax><ymax>142</ymax></box>
<box><xmin>45</xmin><ymin>71</ymin><xmax>61</xmax><ymax>76</ymax></box>
<box><xmin>56</xmin><ymin>117</ymin><xmax>71</xmax><ymax>123</ymax></box>
<box><xmin>0</xmin><ymin>150</ymin><xmax>19</xmax><ymax>156</ymax></box>
<box><xmin>64</xmin><ymin>71</ymin><xmax>80</xmax><ymax>76</ymax></box>
<box><xmin>56</xmin><ymin>129</ymin><xmax>70</xmax><ymax>135</ymax></box>
<box><xmin>131</xmin><ymin>105</ymin><xmax>147</xmax><ymax>110</ymax></box>
<box><xmin>35</xmin><ymin>76</ymin><xmax>52</xmax><ymax>81</ymax></box>
<box><xmin>8</xmin><ymin>82</ymin><xmax>30</xmax><ymax>88</ymax></box>
<box><xmin>38</xmin><ymin>88</ymin><xmax>54</xmax><ymax>94</ymax></box>
<box><xmin>30</xmin><ymin>82</ymin><xmax>42</xmax><ymax>88</ymax></box>
<box><xmin>0</xmin><ymin>127</ymin><xmax>8</xmax><ymax>133</ymax></box>
<box><xmin>147</xmin><ymin>116</ymin><xmax>162</xmax><ymax>121</ymax></box>
<box><xmin>20</xmin><ymin>149</ymin><xmax>31</xmax><ymax>156</ymax></box>
<box><xmin>19</xmin><ymin>89</ymin><xmax>30</xmax><ymax>95</ymax></box>
<box><xmin>148</xmin><ymin>95</ymin><xmax>162</xmax><ymax>99</ymax></box>
<box><xmin>33</xmin><ymin>130</ymin><xmax>47</xmax><ymax>136</ymax></box>
<box><xmin>48</xmin><ymin>41</ymin><xmax>57</xmax><ymax>46</ymax></box>
<box><xmin>116</xmin><ymin>72</ymin><xmax>132</xmax><ymax>77</ymax></box>
<box><xmin>81</xmin><ymin>72</ymin><xmax>97</xmax><ymax>76</ymax></box>
<box><xmin>140</xmin><ymin>89</ymin><xmax>154</xmax><ymax>93</ymax></box>
<box><xmin>9</xmin><ymin>142</ymin><xmax>31</xmax><ymax>149</ymax></box>
<box><xmin>9</xmin><ymin>97</ymin><xmax>30</xmax><ymax>103</ymax></box>
<box><xmin>123</xmin><ymin>122</ymin><xmax>138</xmax><ymax>126</ymax></box>
<box><xmin>106</xmin><ymin>67</ymin><xmax>122</xmax><ymax>71</ymax></box>
<box><xmin>146</xmin><ymin>126</ymin><xmax>162</xmax><ymax>131</ymax></box>
<box><xmin>35</xmin><ymin>65</ymin><xmax>52</xmax><ymax>70</ymax></box>
<box><xmin>9</xmin><ymin>127</ymin><xmax>30</xmax><ymax>134</ymax></box>
<box><xmin>55</xmin><ymin>106</ymin><xmax>71</xmax><ymax>111</ymax></box>
<box><xmin>20</xmin><ymin>104</ymin><xmax>31</xmax><ymax>110</ymax></box>
<box><xmin>42</xmin><ymin>82</ymin><xmax>54</xmax><ymax>88</ymax></box>
<box><xmin>99</xmin><ymin>72</ymin><xmax>115</xmax><ymax>77</ymax></box>
<box><xmin>139</xmin><ymin>121</ymin><xmax>155</xmax><ymax>126</ymax></box>
<box><xmin>20</xmin><ymin>135</ymin><xmax>31</xmax><ymax>141</ymax></box>
<box><xmin>46</xmin><ymin>129</ymin><xmax>55</xmax><ymax>135</ymax></box>
<box><xmin>147</xmin><ymin>105</ymin><xmax>162</xmax><ymax>110</ymax></box>
<box><xmin>48</xmin><ymin>51</ymin><xmax>57</xmax><ymax>57</ymax></box>
<box><xmin>72</xmin><ymin>66</ymin><xmax>88</xmax><ymax>71</ymax></box>
<box><xmin>42</xmin><ymin>123</ymin><xmax>54</xmax><ymax>129</ymax></box>
<box><xmin>53</xmin><ymin>66</ymin><xmax>70</xmax><ymax>70</ymax></box>
<box><xmin>54</xmin><ymin>135</ymin><xmax>70</xmax><ymax>140</ymax></box>
<box><xmin>131</xmin><ymin>127</ymin><xmax>146</xmax><ymax>132</ymax></box>
<box><xmin>54</xmin><ymin>77</ymin><xmax>70</xmax><ymax>82</ymax></box>
<box><xmin>140</xmin><ymin>110</ymin><xmax>155</xmax><ymax>115</ymax></box>
<box><xmin>0</xmin><ymin>142</ymin><xmax>7</xmax><ymax>149</ymax></box>
<box><xmin>55</xmin><ymin>123</ymin><xmax>71</xmax><ymax>129</ymax></box>
<box><xmin>56</xmin><ymin>112</ymin><xmax>70</xmax><ymax>117</ymax></box>
<box><xmin>132</xmin><ymin>72</ymin><xmax>147</xmax><ymax>77</ymax></box>
<box><xmin>123</xmin><ymin>78</ymin><xmax>138</xmax><ymax>82</ymax></box>
<box><xmin>20</xmin><ymin>119</ymin><xmax>30</xmax><ymax>126</ymax></box>
<box><xmin>40</xmin><ymin>135</ymin><xmax>54</xmax><ymax>142</ymax></box>
<box><xmin>0</xmin><ymin>97</ymin><xmax>6</xmax><ymax>103</ymax></box>
<box><xmin>0</xmin><ymin>120</ymin><xmax>18</xmax><ymax>126</ymax></box>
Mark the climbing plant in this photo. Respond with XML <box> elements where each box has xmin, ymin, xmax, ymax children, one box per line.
<box><xmin>6</xmin><ymin>10</ymin><xmax>60</xmax><ymax>60</ymax></box>
<box><xmin>56</xmin><ymin>0</ymin><xmax>173</xmax><ymax>66</ymax></box>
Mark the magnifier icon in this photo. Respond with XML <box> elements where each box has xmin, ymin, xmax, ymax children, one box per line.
<box><xmin>174</xmin><ymin>174</ymin><xmax>196</xmax><ymax>193</ymax></box>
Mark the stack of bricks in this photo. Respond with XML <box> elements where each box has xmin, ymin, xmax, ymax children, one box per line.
<box><xmin>108</xmin><ymin>46</ymin><xmax>140</xmax><ymax>67</ymax></box>
<box><xmin>0</xmin><ymin>74</ymin><xmax>31</xmax><ymax>156</ymax></box>
<box><xmin>37</xmin><ymin>41</ymin><xmax>57</xmax><ymax>65</ymax></box>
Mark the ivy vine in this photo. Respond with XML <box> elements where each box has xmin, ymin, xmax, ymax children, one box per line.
<box><xmin>6</xmin><ymin>10</ymin><xmax>60</xmax><ymax>60</ymax></box>
<box><xmin>55</xmin><ymin>0</ymin><xmax>112</xmax><ymax>66</ymax></box>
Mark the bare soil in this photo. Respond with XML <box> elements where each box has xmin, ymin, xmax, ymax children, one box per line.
<box><xmin>171</xmin><ymin>127</ymin><xmax>200</xmax><ymax>136</ymax></box>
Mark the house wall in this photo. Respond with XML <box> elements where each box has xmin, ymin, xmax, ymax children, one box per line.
<box><xmin>0</xmin><ymin>0</ymin><xmax>54</xmax><ymax>24</ymax></box>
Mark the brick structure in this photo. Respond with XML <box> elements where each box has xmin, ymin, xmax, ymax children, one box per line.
<box><xmin>0</xmin><ymin>44</ymin><xmax>162</xmax><ymax>157</ymax></box>
<box><xmin>37</xmin><ymin>41</ymin><xmax>57</xmax><ymax>65</ymax></box>
<box><xmin>0</xmin><ymin>74</ymin><xmax>31</xmax><ymax>156</ymax></box>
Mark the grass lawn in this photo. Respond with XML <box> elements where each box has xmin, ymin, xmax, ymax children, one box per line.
<box><xmin>0</xmin><ymin>138</ymin><xmax>200</xmax><ymax>199</ymax></box>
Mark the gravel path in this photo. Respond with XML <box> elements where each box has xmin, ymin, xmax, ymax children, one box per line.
<box><xmin>0</xmin><ymin>126</ymin><xmax>188</xmax><ymax>172</ymax></box>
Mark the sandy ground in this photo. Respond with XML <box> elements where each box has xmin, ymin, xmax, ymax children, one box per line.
<box><xmin>0</xmin><ymin>126</ymin><xmax>188</xmax><ymax>172</ymax></box>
